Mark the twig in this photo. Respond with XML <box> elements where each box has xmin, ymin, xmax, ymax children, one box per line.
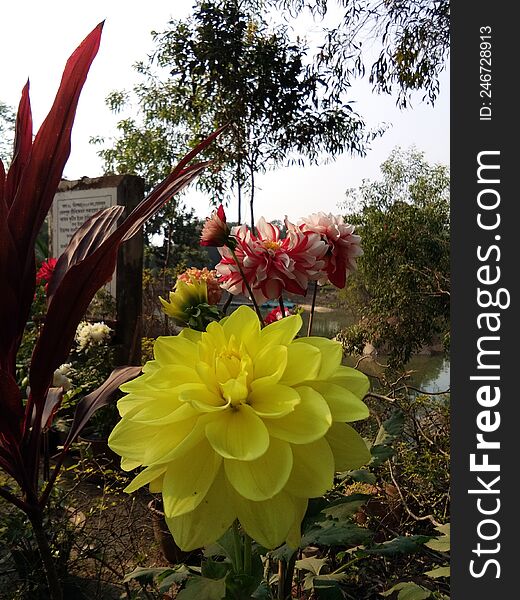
<box><xmin>388</xmin><ymin>461</ymin><xmax>442</xmax><ymax>527</ymax></box>
<box><xmin>230</xmin><ymin>247</ymin><xmax>265</xmax><ymax>326</ymax></box>
<box><xmin>307</xmin><ymin>280</ymin><xmax>318</xmax><ymax>336</ymax></box>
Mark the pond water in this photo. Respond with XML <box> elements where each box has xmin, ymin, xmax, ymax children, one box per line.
<box><xmin>301</xmin><ymin>308</ymin><xmax>450</xmax><ymax>394</ymax></box>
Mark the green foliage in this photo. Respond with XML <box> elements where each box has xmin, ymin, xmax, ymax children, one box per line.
<box><xmin>142</xmin><ymin>199</ymin><xmax>209</xmax><ymax>271</ymax></box>
<box><xmin>0</xmin><ymin>100</ymin><xmax>14</xmax><ymax>164</ymax></box>
<box><xmin>94</xmin><ymin>0</ymin><xmax>377</xmax><ymax>226</ymax></box>
<box><xmin>338</xmin><ymin>147</ymin><xmax>450</xmax><ymax>367</ymax></box>
<box><xmin>271</xmin><ymin>0</ymin><xmax>450</xmax><ymax>108</ymax></box>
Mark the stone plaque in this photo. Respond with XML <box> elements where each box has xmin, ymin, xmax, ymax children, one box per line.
<box><xmin>49</xmin><ymin>175</ymin><xmax>145</xmax><ymax>365</ymax></box>
<box><xmin>50</xmin><ymin>183</ymin><xmax>119</xmax><ymax>296</ymax></box>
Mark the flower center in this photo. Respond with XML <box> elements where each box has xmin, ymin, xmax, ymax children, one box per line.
<box><xmin>214</xmin><ymin>339</ymin><xmax>253</xmax><ymax>407</ymax></box>
<box><xmin>262</xmin><ymin>240</ymin><xmax>281</xmax><ymax>252</ymax></box>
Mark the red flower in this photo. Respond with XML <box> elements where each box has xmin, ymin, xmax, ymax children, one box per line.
<box><xmin>200</xmin><ymin>204</ymin><xmax>232</xmax><ymax>247</ymax></box>
<box><xmin>36</xmin><ymin>258</ymin><xmax>57</xmax><ymax>286</ymax></box>
<box><xmin>216</xmin><ymin>217</ymin><xmax>327</xmax><ymax>303</ymax></box>
<box><xmin>264</xmin><ymin>306</ymin><xmax>294</xmax><ymax>324</ymax></box>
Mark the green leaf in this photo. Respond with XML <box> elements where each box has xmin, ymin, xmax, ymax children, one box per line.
<box><xmin>321</xmin><ymin>499</ymin><xmax>367</xmax><ymax>521</ymax></box>
<box><xmin>313</xmin><ymin>575</ymin><xmax>349</xmax><ymax>600</ymax></box>
<box><xmin>301</xmin><ymin>520</ymin><xmax>372</xmax><ymax>547</ymax></box>
<box><xmin>123</xmin><ymin>565</ymin><xmax>188</xmax><ymax>586</ymax></box>
<box><xmin>176</xmin><ymin>575</ymin><xmax>227</xmax><ymax>600</ymax></box>
<box><xmin>424</xmin><ymin>566</ymin><xmax>450</xmax><ymax>579</ymax></box>
<box><xmin>201</xmin><ymin>559</ymin><xmax>232</xmax><ymax>580</ymax></box>
<box><xmin>373</xmin><ymin>410</ymin><xmax>405</xmax><ymax>446</ymax></box>
<box><xmin>364</xmin><ymin>535</ymin><xmax>431</xmax><ymax>556</ymax></box>
<box><xmin>347</xmin><ymin>469</ymin><xmax>377</xmax><ymax>484</ymax></box>
<box><xmin>425</xmin><ymin>524</ymin><xmax>450</xmax><ymax>553</ymax></box>
<box><xmin>295</xmin><ymin>557</ymin><xmax>328</xmax><ymax>576</ymax></box>
<box><xmin>370</xmin><ymin>444</ymin><xmax>394</xmax><ymax>466</ymax></box>
<box><xmin>381</xmin><ymin>582</ymin><xmax>431</xmax><ymax>600</ymax></box>
<box><xmin>251</xmin><ymin>580</ymin><xmax>272</xmax><ymax>599</ymax></box>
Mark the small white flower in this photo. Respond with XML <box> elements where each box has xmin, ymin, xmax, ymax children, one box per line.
<box><xmin>75</xmin><ymin>321</ymin><xmax>112</xmax><ymax>351</ymax></box>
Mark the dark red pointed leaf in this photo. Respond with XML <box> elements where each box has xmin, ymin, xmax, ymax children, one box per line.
<box><xmin>5</xmin><ymin>23</ymin><xmax>103</xmax><ymax>360</ymax></box>
<box><xmin>47</xmin><ymin>205</ymin><xmax>125</xmax><ymax>300</ymax></box>
<box><xmin>4</xmin><ymin>81</ymin><xmax>33</xmax><ymax>207</ymax></box>
<box><xmin>40</xmin><ymin>388</ymin><xmax>64</xmax><ymax>432</ymax></box>
<box><xmin>0</xmin><ymin>369</ymin><xmax>23</xmax><ymax>441</ymax></box>
<box><xmin>29</xmin><ymin>161</ymin><xmax>207</xmax><ymax>404</ymax></box>
<box><xmin>8</xmin><ymin>23</ymin><xmax>103</xmax><ymax>253</ymax></box>
<box><xmin>0</xmin><ymin>158</ymin><xmax>5</xmax><ymax>209</ymax></box>
<box><xmin>63</xmin><ymin>366</ymin><xmax>141</xmax><ymax>449</ymax></box>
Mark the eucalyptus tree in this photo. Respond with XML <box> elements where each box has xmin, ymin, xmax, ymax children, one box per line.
<box><xmin>0</xmin><ymin>101</ymin><xmax>14</xmax><ymax>164</ymax></box>
<box><xmin>339</xmin><ymin>148</ymin><xmax>450</xmax><ymax>366</ymax></box>
<box><xmin>272</xmin><ymin>0</ymin><xmax>450</xmax><ymax>108</ymax></box>
<box><xmin>95</xmin><ymin>0</ymin><xmax>379</xmax><ymax>230</ymax></box>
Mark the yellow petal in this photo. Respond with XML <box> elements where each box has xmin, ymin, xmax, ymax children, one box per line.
<box><xmin>134</xmin><ymin>400</ymin><xmax>199</xmax><ymax>425</ymax></box>
<box><xmin>220</xmin><ymin>376</ymin><xmax>249</xmax><ymax>404</ymax></box>
<box><xmin>108</xmin><ymin>419</ymin><xmax>160</xmax><ymax>466</ymax></box>
<box><xmin>308</xmin><ymin>382</ymin><xmax>369</xmax><ymax>422</ymax></box>
<box><xmin>251</xmin><ymin>345</ymin><xmax>288</xmax><ymax>388</ymax></box>
<box><xmin>162</xmin><ymin>439</ymin><xmax>222</xmax><ymax>517</ymax></box>
<box><xmin>154</xmin><ymin>335</ymin><xmax>199</xmax><ymax>366</ymax></box>
<box><xmin>178</xmin><ymin>327</ymin><xmax>203</xmax><ymax>343</ymax></box>
<box><xmin>205</xmin><ymin>405</ymin><xmax>270</xmax><ymax>461</ymax></box>
<box><xmin>179</xmin><ymin>384</ymin><xmax>228</xmax><ymax>412</ymax></box>
<box><xmin>286</xmin><ymin>495</ymin><xmax>308</xmax><ymax>549</ymax></box>
<box><xmin>124</xmin><ymin>464</ymin><xmax>167</xmax><ymax>493</ymax></box>
<box><xmin>145</xmin><ymin>364</ymin><xmax>201</xmax><ymax>388</ymax></box>
<box><xmin>294</xmin><ymin>337</ymin><xmax>342</xmax><ymax>379</ymax></box>
<box><xmin>222</xmin><ymin>306</ymin><xmax>261</xmax><ymax>355</ymax></box>
<box><xmin>224</xmin><ymin>438</ymin><xmax>293</xmax><ymax>501</ymax></box>
<box><xmin>165</xmin><ymin>469</ymin><xmax>235</xmax><ymax>551</ymax></box>
<box><xmin>326</xmin><ymin>422</ymin><xmax>371</xmax><ymax>471</ymax></box>
<box><xmin>266</xmin><ymin>386</ymin><xmax>331</xmax><ymax>444</ymax></box>
<box><xmin>285</xmin><ymin>438</ymin><xmax>334</xmax><ymax>498</ymax></box>
<box><xmin>235</xmin><ymin>490</ymin><xmax>300</xmax><ymax>550</ymax></box>
<box><xmin>261</xmin><ymin>314</ymin><xmax>302</xmax><ymax>347</ymax></box>
<box><xmin>280</xmin><ymin>343</ymin><xmax>321</xmax><ymax>386</ymax></box>
<box><xmin>120</xmin><ymin>456</ymin><xmax>141</xmax><ymax>471</ymax></box>
<box><xmin>143</xmin><ymin>416</ymin><xmax>206</xmax><ymax>464</ymax></box>
<box><xmin>248</xmin><ymin>384</ymin><xmax>300</xmax><ymax>418</ymax></box>
<box><xmin>330</xmin><ymin>366</ymin><xmax>370</xmax><ymax>399</ymax></box>
<box><xmin>149</xmin><ymin>473</ymin><xmax>164</xmax><ymax>493</ymax></box>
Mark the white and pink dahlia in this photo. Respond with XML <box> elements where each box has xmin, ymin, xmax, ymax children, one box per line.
<box><xmin>216</xmin><ymin>217</ymin><xmax>327</xmax><ymax>303</ymax></box>
<box><xmin>299</xmin><ymin>213</ymin><xmax>363</xmax><ymax>289</ymax></box>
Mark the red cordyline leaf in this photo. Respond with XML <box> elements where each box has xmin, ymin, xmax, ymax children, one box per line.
<box><xmin>1</xmin><ymin>22</ymin><xmax>103</xmax><ymax>375</ymax></box>
<box><xmin>25</xmin><ymin>129</ymin><xmax>225</xmax><ymax>470</ymax></box>
<box><xmin>4</xmin><ymin>81</ymin><xmax>33</xmax><ymax>208</ymax></box>
<box><xmin>0</xmin><ymin>159</ymin><xmax>5</xmax><ymax>211</ymax></box>
<box><xmin>64</xmin><ymin>366</ymin><xmax>141</xmax><ymax>450</ymax></box>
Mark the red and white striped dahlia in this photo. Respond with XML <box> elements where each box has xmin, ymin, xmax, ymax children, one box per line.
<box><xmin>216</xmin><ymin>217</ymin><xmax>327</xmax><ymax>303</ymax></box>
<box><xmin>299</xmin><ymin>212</ymin><xmax>363</xmax><ymax>289</ymax></box>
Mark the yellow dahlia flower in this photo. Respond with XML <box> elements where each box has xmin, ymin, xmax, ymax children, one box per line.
<box><xmin>108</xmin><ymin>306</ymin><xmax>370</xmax><ymax>551</ymax></box>
<box><xmin>160</xmin><ymin>278</ymin><xmax>220</xmax><ymax>330</ymax></box>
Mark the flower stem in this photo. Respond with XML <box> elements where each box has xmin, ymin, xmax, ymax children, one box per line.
<box><xmin>307</xmin><ymin>280</ymin><xmax>318</xmax><ymax>336</ymax></box>
<box><xmin>243</xmin><ymin>532</ymin><xmax>252</xmax><ymax>576</ymax></box>
<box><xmin>232</xmin><ymin>520</ymin><xmax>243</xmax><ymax>574</ymax></box>
<box><xmin>229</xmin><ymin>247</ymin><xmax>265</xmax><ymax>326</ymax></box>
<box><xmin>278</xmin><ymin>295</ymin><xmax>286</xmax><ymax>318</ymax></box>
<box><xmin>222</xmin><ymin>291</ymin><xmax>233</xmax><ymax>315</ymax></box>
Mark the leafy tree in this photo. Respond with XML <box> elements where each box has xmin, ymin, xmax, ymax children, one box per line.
<box><xmin>145</xmin><ymin>199</ymin><xmax>209</xmax><ymax>271</ymax></box>
<box><xmin>338</xmin><ymin>147</ymin><xmax>450</xmax><ymax>366</ymax></box>
<box><xmin>94</xmin><ymin>0</ymin><xmax>379</xmax><ymax>227</ymax></box>
<box><xmin>0</xmin><ymin>100</ymin><xmax>15</xmax><ymax>164</ymax></box>
<box><xmin>272</xmin><ymin>0</ymin><xmax>450</xmax><ymax>108</ymax></box>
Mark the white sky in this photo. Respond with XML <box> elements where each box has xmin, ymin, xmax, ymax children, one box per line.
<box><xmin>0</xmin><ymin>0</ymin><xmax>449</xmax><ymax>223</ymax></box>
